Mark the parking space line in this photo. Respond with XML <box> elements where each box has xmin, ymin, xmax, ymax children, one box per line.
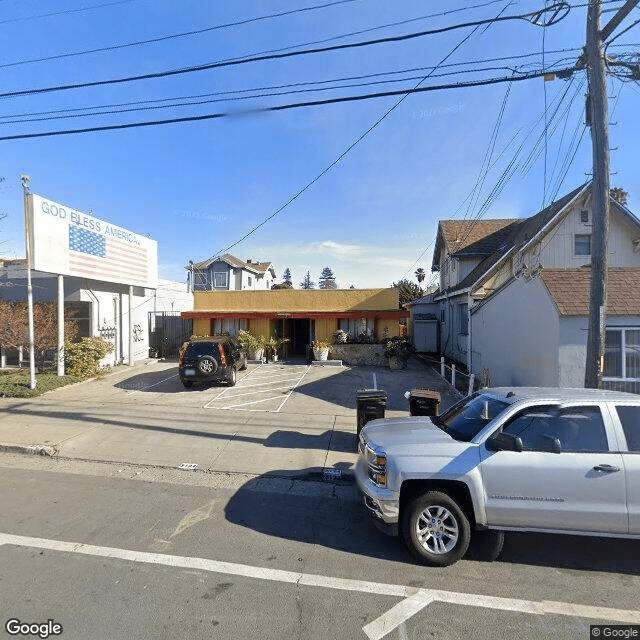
<box><xmin>203</xmin><ymin>364</ymin><xmax>266</xmax><ymax>407</ymax></box>
<box><xmin>232</xmin><ymin>376</ymin><xmax>306</xmax><ymax>390</ymax></box>
<box><xmin>208</xmin><ymin>385</ymin><xmax>298</xmax><ymax>401</ymax></box>
<box><xmin>275</xmin><ymin>365</ymin><xmax>311</xmax><ymax>413</ymax></box>
<box><xmin>2</xmin><ymin>531</ymin><xmax>639</xmax><ymax>636</ymax></box>
<box><xmin>126</xmin><ymin>374</ymin><xmax>178</xmax><ymax>394</ymax></box>
<box><xmin>208</xmin><ymin>395</ymin><xmax>289</xmax><ymax>410</ymax></box>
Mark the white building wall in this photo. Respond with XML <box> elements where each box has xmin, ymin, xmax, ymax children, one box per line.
<box><xmin>471</xmin><ymin>275</ymin><xmax>561</xmax><ymax>387</ymax></box>
<box><xmin>536</xmin><ymin>202</ymin><xmax>640</xmax><ymax>269</ymax></box>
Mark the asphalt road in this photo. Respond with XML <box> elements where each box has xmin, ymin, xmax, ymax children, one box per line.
<box><xmin>2</xmin><ymin>454</ymin><xmax>640</xmax><ymax>640</ymax></box>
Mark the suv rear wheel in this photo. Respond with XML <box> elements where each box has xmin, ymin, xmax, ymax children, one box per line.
<box><xmin>227</xmin><ymin>366</ymin><xmax>237</xmax><ymax>386</ymax></box>
<box><xmin>401</xmin><ymin>491</ymin><xmax>470</xmax><ymax>567</ymax></box>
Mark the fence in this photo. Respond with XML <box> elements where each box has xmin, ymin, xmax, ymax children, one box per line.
<box><xmin>148</xmin><ymin>312</ymin><xmax>193</xmax><ymax>359</ymax></box>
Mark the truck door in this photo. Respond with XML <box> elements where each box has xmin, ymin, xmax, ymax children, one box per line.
<box><xmin>479</xmin><ymin>404</ymin><xmax>627</xmax><ymax>534</ymax></box>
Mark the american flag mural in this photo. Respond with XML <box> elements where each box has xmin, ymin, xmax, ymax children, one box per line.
<box><xmin>68</xmin><ymin>226</ymin><xmax>149</xmax><ymax>285</ymax></box>
<box><xmin>30</xmin><ymin>194</ymin><xmax>157</xmax><ymax>288</ymax></box>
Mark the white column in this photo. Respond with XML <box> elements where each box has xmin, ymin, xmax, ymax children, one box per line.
<box><xmin>57</xmin><ymin>275</ymin><xmax>65</xmax><ymax>376</ymax></box>
<box><xmin>128</xmin><ymin>285</ymin><xmax>134</xmax><ymax>366</ymax></box>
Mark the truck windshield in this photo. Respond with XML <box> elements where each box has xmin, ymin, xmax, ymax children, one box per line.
<box><xmin>438</xmin><ymin>393</ymin><xmax>510</xmax><ymax>442</ymax></box>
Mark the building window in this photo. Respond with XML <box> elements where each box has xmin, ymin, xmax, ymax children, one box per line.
<box><xmin>213</xmin><ymin>318</ymin><xmax>248</xmax><ymax>337</ymax></box>
<box><xmin>458</xmin><ymin>303</ymin><xmax>469</xmax><ymax>335</ymax></box>
<box><xmin>213</xmin><ymin>271</ymin><xmax>228</xmax><ymax>288</ymax></box>
<box><xmin>440</xmin><ymin>308</ymin><xmax>445</xmax><ymax>323</ymax></box>
<box><xmin>580</xmin><ymin>209</ymin><xmax>589</xmax><ymax>223</ymax></box>
<box><xmin>574</xmin><ymin>234</ymin><xmax>591</xmax><ymax>256</ymax></box>
<box><xmin>605</xmin><ymin>329</ymin><xmax>640</xmax><ymax>380</ymax></box>
<box><xmin>339</xmin><ymin>317</ymin><xmax>375</xmax><ymax>339</ymax></box>
<box><xmin>247</xmin><ymin>276</ymin><xmax>253</xmax><ymax>287</ymax></box>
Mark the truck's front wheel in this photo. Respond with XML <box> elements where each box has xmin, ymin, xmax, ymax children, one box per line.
<box><xmin>401</xmin><ymin>491</ymin><xmax>470</xmax><ymax>567</ymax></box>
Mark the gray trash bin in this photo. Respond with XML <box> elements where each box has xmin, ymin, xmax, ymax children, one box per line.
<box><xmin>409</xmin><ymin>389</ymin><xmax>441</xmax><ymax>416</ymax></box>
<box><xmin>356</xmin><ymin>389</ymin><xmax>387</xmax><ymax>437</ymax></box>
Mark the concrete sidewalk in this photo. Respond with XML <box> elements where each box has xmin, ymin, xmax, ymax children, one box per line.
<box><xmin>0</xmin><ymin>357</ymin><xmax>461</xmax><ymax>482</ymax></box>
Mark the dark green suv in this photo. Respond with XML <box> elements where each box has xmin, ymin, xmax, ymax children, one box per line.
<box><xmin>178</xmin><ymin>336</ymin><xmax>247</xmax><ymax>388</ymax></box>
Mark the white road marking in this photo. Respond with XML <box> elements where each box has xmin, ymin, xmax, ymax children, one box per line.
<box><xmin>204</xmin><ymin>365</ymin><xmax>311</xmax><ymax>412</ymax></box>
<box><xmin>1</xmin><ymin>531</ymin><xmax>639</xmax><ymax>638</ymax></box>
<box><xmin>363</xmin><ymin>592</ymin><xmax>434</xmax><ymax>640</ymax></box>
<box><xmin>208</xmin><ymin>385</ymin><xmax>296</xmax><ymax>401</ymax></box>
<box><xmin>202</xmin><ymin>364</ymin><xmax>266</xmax><ymax>405</ymax></box>
<box><xmin>209</xmin><ymin>395</ymin><xmax>289</xmax><ymax>410</ymax></box>
<box><xmin>126</xmin><ymin>374</ymin><xmax>178</xmax><ymax>394</ymax></box>
<box><xmin>276</xmin><ymin>365</ymin><xmax>311</xmax><ymax>413</ymax></box>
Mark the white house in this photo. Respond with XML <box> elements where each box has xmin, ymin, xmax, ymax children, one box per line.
<box><xmin>409</xmin><ymin>183</ymin><xmax>640</xmax><ymax>391</ymax></box>
<box><xmin>188</xmin><ymin>253</ymin><xmax>277</xmax><ymax>291</ymax></box>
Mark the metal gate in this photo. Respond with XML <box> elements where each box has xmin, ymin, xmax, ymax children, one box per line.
<box><xmin>148</xmin><ymin>312</ymin><xmax>193</xmax><ymax>359</ymax></box>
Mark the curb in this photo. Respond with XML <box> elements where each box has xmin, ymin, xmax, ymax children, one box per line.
<box><xmin>0</xmin><ymin>445</ymin><xmax>356</xmax><ymax>485</ymax></box>
<box><xmin>0</xmin><ymin>443</ymin><xmax>58</xmax><ymax>456</ymax></box>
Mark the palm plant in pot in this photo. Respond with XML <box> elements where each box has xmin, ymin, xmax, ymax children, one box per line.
<box><xmin>265</xmin><ymin>335</ymin><xmax>289</xmax><ymax>362</ymax></box>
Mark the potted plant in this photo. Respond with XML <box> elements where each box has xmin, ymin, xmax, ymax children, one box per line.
<box><xmin>384</xmin><ymin>336</ymin><xmax>415</xmax><ymax>370</ymax></box>
<box><xmin>312</xmin><ymin>338</ymin><xmax>332</xmax><ymax>361</ymax></box>
<box><xmin>237</xmin><ymin>330</ymin><xmax>266</xmax><ymax>361</ymax></box>
<box><xmin>265</xmin><ymin>335</ymin><xmax>289</xmax><ymax>362</ymax></box>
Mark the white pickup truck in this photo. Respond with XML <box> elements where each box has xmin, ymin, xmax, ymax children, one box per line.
<box><xmin>356</xmin><ymin>387</ymin><xmax>640</xmax><ymax>566</ymax></box>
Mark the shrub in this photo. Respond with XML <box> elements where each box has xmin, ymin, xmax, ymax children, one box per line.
<box><xmin>64</xmin><ymin>337</ymin><xmax>114</xmax><ymax>378</ymax></box>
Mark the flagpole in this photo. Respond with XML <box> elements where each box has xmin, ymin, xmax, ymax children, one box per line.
<box><xmin>22</xmin><ymin>175</ymin><xmax>36</xmax><ymax>390</ymax></box>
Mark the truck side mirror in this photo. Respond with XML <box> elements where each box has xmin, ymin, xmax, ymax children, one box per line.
<box><xmin>487</xmin><ymin>431</ymin><xmax>523</xmax><ymax>452</ymax></box>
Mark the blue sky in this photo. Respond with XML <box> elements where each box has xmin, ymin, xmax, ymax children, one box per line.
<box><xmin>0</xmin><ymin>0</ymin><xmax>638</xmax><ymax>289</ymax></box>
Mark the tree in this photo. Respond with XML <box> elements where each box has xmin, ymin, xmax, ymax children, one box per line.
<box><xmin>32</xmin><ymin>303</ymin><xmax>79</xmax><ymax>370</ymax></box>
<box><xmin>318</xmin><ymin>266</ymin><xmax>337</xmax><ymax>289</ymax></box>
<box><xmin>0</xmin><ymin>301</ymin><xmax>78</xmax><ymax>370</ymax></box>
<box><xmin>392</xmin><ymin>279</ymin><xmax>424</xmax><ymax>308</ymax></box>
<box><xmin>415</xmin><ymin>267</ymin><xmax>426</xmax><ymax>284</ymax></box>
<box><xmin>299</xmin><ymin>271</ymin><xmax>316</xmax><ymax>289</ymax></box>
<box><xmin>271</xmin><ymin>282</ymin><xmax>293</xmax><ymax>290</ymax></box>
<box><xmin>610</xmin><ymin>187</ymin><xmax>629</xmax><ymax>206</ymax></box>
<box><xmin>0</xmin><ymin>301</ymin><xmax>27</xmax><ymax>352</ymax></box>
<box><xmin>282</xmin><ymin>267</ymin><xmax>293</xmax><ymax>287</ymax></box>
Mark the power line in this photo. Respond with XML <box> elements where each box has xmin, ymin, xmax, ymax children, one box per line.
<box><xmin>0</xmin><ymin>0</ymin><xmax>514</xmax><ymax>70</ymax></box>
<box><xmin>0</xmin><ymin>68</ymin><xmax>573</xmax><ymax>142</ymax></box>
<box><xmin>0</xmin><ymin>49</ymin><xmax>582</xmax><ymax>121</ymax></box>
<box><xmin>0</xmin><ymin>0</ymin><xmax>135</xmax><ymax>25</ymax></box>
<box><xmin>216</xmin><ymin>1</ymin><xmax>519</xmax><ymax>257</ymax></box>
<box><xmin>0</xmin><ymin>64</ymin><xmax>572</xmax><ymax>125</ymax></box>
<box><xmin>0</xmin><ymin>4</ymin><xmax>572</xmax><ymax>100</ymax></box>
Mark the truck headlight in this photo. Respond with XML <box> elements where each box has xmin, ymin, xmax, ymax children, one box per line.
<box><xmin>367</xmin><ymin>451</ymin><xmax>387</xmax><ymax>488</ymax></box>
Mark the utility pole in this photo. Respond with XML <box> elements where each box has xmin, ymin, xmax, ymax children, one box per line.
<box><xmin>583</xmin><ymin>0</ymin><xmax>639</xmax><ymax>388</ymax></box>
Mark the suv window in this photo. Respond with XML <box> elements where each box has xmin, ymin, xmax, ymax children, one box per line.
<box><xmin>185</xmin><ymin>342</ymin><xmax>219</xmax><ymax>359</ymax></box>
<box><xmin>503</xmin><ymin>406</ymin><xmax>608</xmax><ymax>452</ymax></box>
<box><xmin>614</xmin><ymin>405</ymin><xmax>640</xmax><ymax>452</ymax></box>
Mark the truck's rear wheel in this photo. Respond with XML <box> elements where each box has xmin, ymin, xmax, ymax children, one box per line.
<box><xmin>401</xmin><ymin>491</ymin><xmax>470</xmax><ymax>567</ymax></box>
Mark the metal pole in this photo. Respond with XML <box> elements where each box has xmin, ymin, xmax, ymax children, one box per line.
<box><xmin>21</xmin><ymin>175</ymin><xmax>36</xmax><ymax>390</ymax></box>
<box><xmin>57</xmin><ymin>275</ymin><xmax>65</xmax><ymax>376</ymax></box>
<box><xmin>584</xmin><ymin>0</ymin><xmax>610</xmax><ymax>389</ymax></box>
